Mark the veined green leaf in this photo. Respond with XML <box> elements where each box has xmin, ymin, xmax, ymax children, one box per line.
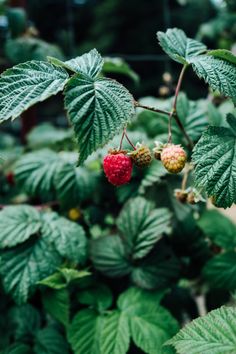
<box><xmin>0</xmin><ymin>61</ymin><xmax>68</xmax><ymax>122</ymax></box>
<box><xmin>100</xmin><ymin>311</ymin><xmax>130</xmax><ymax>354</ymax></box>
<box><xmin>157</xmin><ymin>28</ymin><xmax>206</xmax><ymax>64</ymax></box>
<box><xmin>190</xmin><ymin>55</ymin><xmax>236</xmax><ymax>99</ymax></box>
<box><xmin>64</xmin><ymin>73</ymin><xmax>134</xmax><ymax>164</ymax></box>
<box><xmin>117</xmin><ymin>196</ymin><xmax>172</xmax><ymax>259</ymax></box>
<box><xmin>42</xmin><ymin>288</ymin><xmax>70</xmax><ymax>326</ymax></box>
<box><xmin>3</xmin><ymin>344</ymin><xmax>31</xmax><ymax>354</ymax></box>
<box><xmin>0</xmin><ymin>236</ymin><xmax>61</xmax><ymax>303</ymax></box>
<box><xmin>0</xmin><ymin>205</ymin><xmax>41</xmax><ymax>248</ymax></box>
<box><xmin>48</xmin><ymin>48</ymin><xmax>103</xmax><ymax>78</ymax></box>
<box><xmin>34</xmin><ymin>326</ymin><xmax>69</xmax><ymax>354</ymax></box>
<box><xmin>167</xmin><ymin>306</ymin><xmax>236</xmax><ymax>354</ymax></box>
<box><xmin>38</xmin><ymin>268</ymin><xmax>90</xmax><ymax>289</ymax></box>
<box><xmin>14</xmin><ymin>149</ymin><xmax>63</xmax><ymax>198</ymax></box>
<box><xmin>41</xmin><ymin>212</ymin><xmax>87</xmax><ymax>263</ymax></box>
<box><xmin>9</xmin><ymin>304</ymin><xmax>40</xmax><ymax>341</ymax></box>
<box><xmin>192</xmin><ymin>114</ymin><xmax>236</xmax><ymax>208</ymax></box>
<box><xmin>68</xmin><ymin>309</ymin><xmax>103</xmax><ymax>354</ymax></box>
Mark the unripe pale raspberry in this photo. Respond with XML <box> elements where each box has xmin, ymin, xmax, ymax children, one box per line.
<box><xmin>103</xmin><ymin>151</ymin><xmax>133</xmax><ymax>186</ymax></box>
<box><xmin>129</xmin><ymin>144</ymin><xmax>152</xmax><ymax>168</ymax></box>
<box><xmin>161</xmin><ymin>144</ymin><xmax>187</xmax><ymax>173</ymax></box>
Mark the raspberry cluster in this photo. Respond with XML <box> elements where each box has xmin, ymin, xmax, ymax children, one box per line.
<box><xmin>103</xmin><ymin>150</ymin><xmax>133</xmax><ymax>186</ymax></box>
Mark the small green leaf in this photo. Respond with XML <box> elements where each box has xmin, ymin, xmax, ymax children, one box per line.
<box><xmin>34</xmin><ymin>326</ymin><xmax>69</xmax><ymax>354</ymax></box>
<box><xmin>197</xmin><ymin>210</ymin><xmax>236</xmax><ymax>249</ymax></box>
<box><xmin>100</xmin><ymin>311</ymin><xmax>130</xmax><ymax>354</ymax></box>
<box><xmin>42</xmin><ymin>288</ymin><xmax>70</xmax><ymax>326</ymax></box>
<box><xmin>0</xmin><ymin>205</ymin><xmax>41</xmax><ymax>248</ymax></box>
<box><xmin>38</xmin><ymin>268</ymin><xmax>90</xmax><ymax>289</ymax></box>
<box><xmin>203</xmin><ymin>252</ymin><xmax>236</xmax><ymax>290</ymax></box>
<box><xmin>64</xmin><ymin>73</ymin><xmax>134</xmax><ymax>164</ymax></box>
<box><xmin>68</xmin><ymin>309</ymin><xmax>103</xmax><ymax>354</ymax></box>
<box><xmin>157</xmin><ymin>28</ymin><xmax>206</xmax><ymax>64</ymax></box>
<box><xmin>190</xmin><ymin>55</ymin><xmax>236</xmax><ymax>99</ymax></box>
<box><xmin>117</xmin><ymin>196</ymin><xmax>172</xmax><ymax>259</ymax></box>
<box><xmin>192</xmin><ymin>114</ymin><xmax>236</xmax><ymax>208</ymax></box>
<box><xmin>168</xmin><ymin>306</ymin><xmax>236</xmax><ymax>354</ymax></box>
<box><xmin>48</xmin><ymin>49</ymin><xmax>104</xmax><ymax>77</ymax></box>
<box><xmin>0</xmin><ymin>61</ymin><xmax>68</xmax><ymax>122</ymax></box>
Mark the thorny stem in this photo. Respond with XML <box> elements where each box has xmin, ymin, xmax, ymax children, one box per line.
<box><xmin>168</xmin><ymin>64</ymin><xmax>188</xmax><ymax>144</ymax></box>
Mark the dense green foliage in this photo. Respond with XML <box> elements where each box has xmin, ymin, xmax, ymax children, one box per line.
<box><xmin>0</xmin><ymin>25</ymin><xmax>236</xmax><ymax>354</ymax></box>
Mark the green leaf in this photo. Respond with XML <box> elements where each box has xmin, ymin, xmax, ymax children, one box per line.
<box><xmin>38</xmin><ymin>268</ymin><xmax>90</xmax><ymax>289</ymax></box>
<box><xmin>0</xmin><ymin>236</ymin><xmax>61</xmax><ymax>303</ymax></box>
<box><xmin>192</xmin><ymin>114</ymin><xmax>236</xmax><ymax>208</ymax></box>
<box><xmin>41</xmin><ymin>213</ymin><xmax>87</xmax><ymax>263</ymax></box>
<box><xmin>14</xmin><ymin>149</ymin><xmax>63</xmax><ymax>198</ymax></box>
<box><xmin>0</xmin><ymin>205</ymin><xmax>41</xmax><ymax>248</ymax></box>
<box><xmin>131</xmin><ymin>243</ymin><xmax>180</xmax><ymax>290</ymax></box>
<box><xmin>100</xmin><ymin>311</ymin><xmax>130</xmax><ymax>354</ymax></box>
<box><xmin>78</xmin><ymin>283</ymin><xmax>113</xmax><ymax>311</ymax></box>
<box><xmin>138</xmin><ymin>161</ymin><xmax>167</xmax><ymax>194</ymax></box>
<box><xmin>129</xmin><ymin>303</ymin><xmax>179</xmax><ymax>354</ymax></box>
<box><xmin>168</xmin><ymin>306</ymin><xmax>236</xmax><ymax>354</ymax></box>
<box><xmin>0</xmin><ymin>61</ymin><xmax>68</xmax><ymax>122</ymax></box>
<box><xmin>203</xmin><ymin>252</ymin><xmax>236</xmax><ymax>290</ymax></box>
<box><xmin>34</xmin><ymin>326</ymin><xmax>69</xmax><ymax>354</ymax></box>
<box><xmin>48</xmin><ymin>49</ymin><xmax>104</xmax><ymax>77</ymax></box>
<box><xmin>207</xmin><ymin>49</ymin><xmax>236</xmax><ymax>65</ymax></box>
<box><xmin>176</xmin><ymin>92</ymin><xmax>208</xmax><ymax>142</ymax></box>
<box><xmin>68</xmin><ymin>309</ymin><xmax>103</xmax><ymax>354</ymax></box>
<box><xmin>3</xmin><ymin>344</ymin><xmax>31</xmax><ymax>354</ymax></box>
<box><xmin>9</xmin><ymin>304</ymin><xmax>40</xmax><ymax>341</ymax></box>
<box><xmin>42</xmin><ymin>288</ymin><xmax>70</xmax><ymax>326</ymax></box>
<box><xmin>64</xmin><ymin>73</ymin><xmax>134</xmax><ymax>164</ymax></box>
<box><xmin>54</xmin><ymin>163</ymin><xmax>96</xmax><ymax>207</ymax></box>
<box><xmin>90</xmin><ymin>235</ymin><xmax>131</xmax><ymax>277</ymax></box>
<box><xmin>117</xmin><ymin>287</ymin><xmax>168</xmax><ymax>310</ymax></box>
<box><xmin>117</xmin><ymin>196</ymin><xmax>172</xmax><ymax>259</ymax></box>
<box><xmin>157</xmin><ymin>28</ymin><xmax>206</xmax><ymax>64</ymax></box>
<box><xmin>102</xmin><ymin>57</ymin><xmax>139</xmax><ymax>83</ymax></box>
<box><xmin>197</xmin><ymin>210</ymin><xmax>236</xmax><ymax>249</ymax></box>
<box><xmin>190</xmin><ymin>55</ymin><xmax>236</xmax><ymax>99</ymax></box>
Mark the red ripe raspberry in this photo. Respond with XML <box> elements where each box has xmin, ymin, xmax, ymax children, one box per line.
<box><xmin>161</xmin><ymin>144</ymin><xmax>187</xmax><ymax>173</ymax></box>
<box><xmin>103</xmin><ymin>151</ymin><xmax>133</xmax><ymax>186</ymax></box>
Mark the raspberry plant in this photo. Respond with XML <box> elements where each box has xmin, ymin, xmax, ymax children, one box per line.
<box><xmin>1</xmin><ymin>28</ymin><xmax>236</xmax><ymax>353</ymax></box>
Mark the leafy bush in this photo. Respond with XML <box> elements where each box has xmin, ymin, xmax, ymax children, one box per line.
<box><xmin>0</xmin><ymin>27</ymin><xmax>236</xmax><ymax>353</ymax></box>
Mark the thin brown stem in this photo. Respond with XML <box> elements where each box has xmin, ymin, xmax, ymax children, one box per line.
<box><xmin>124</xmin><ymin>130</ymin><xmax>136</xmax><ymax>150</ymax></box>
<box><xmin>134</xmin><ymin>101</ymin><xmax>172</xmax><ymax>117</ymax></box>
<box><xmin>119</xmin><ymin>129</ymin><xmax>125</xmax><ymax>150</ymax></box>
<box><xmin>168</xmin><ymin>64</ymin><xmax>188</xmax><ymax>144</ymax></box>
